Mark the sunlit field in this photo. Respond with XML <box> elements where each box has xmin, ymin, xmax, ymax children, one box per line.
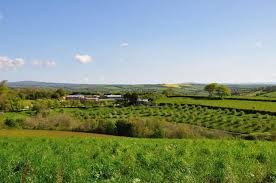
<box><xmin>0</xmin><ymin>130</ymin><xmax>275</xmax><ymax>182</ymax></box>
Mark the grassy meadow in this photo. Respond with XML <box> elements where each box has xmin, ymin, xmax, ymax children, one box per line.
<box><xmin>0</xmin><ymin>130</ymin><xmax>275</xmax><ymax>183</ymax></box>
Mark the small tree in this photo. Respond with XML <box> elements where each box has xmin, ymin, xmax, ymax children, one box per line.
<box><xmin>123</xmin><ymin>92</ymin><xmax>138</xmax><ymax>105</ymax></box>
<box><xmin>216</xmin><ymin>85</ymin><xmax>231</xmax><ymax>98</ymax></box>
<box><xmin>204</xmin><ymin>83</ymin><xmax>218</xmax><ymax>97</ymax></box>
<box><xmin>0</xmin><ymin>80</ymin><xmax>9</xmax><ymax>95</ymax></box>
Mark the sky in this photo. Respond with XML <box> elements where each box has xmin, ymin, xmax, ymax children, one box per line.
<box><xmin>1</xmin><ymin>0</ymin><xmax>276</xmax><ymax>84</ymax></box>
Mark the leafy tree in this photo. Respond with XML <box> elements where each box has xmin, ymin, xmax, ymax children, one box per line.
<box><xmin>32</xmin><ymin>100</ymin><xmax>50</xmax><ymax>113</ymax></box>
<box><xmin>216</xmin><ymin>85</ymin><xmax>231</xmax><ymax>98</ymax></box>
<box><xmin>0</xmin><ymin>80</ymin><xmax>9</xmax><ymax>95</ymax></box>
<box><xmin>123</xmin><ymin>92</ymin><xmax>138</xmax><ymax>105</ymax></box>
<box><xmin>204</xmin><ymin>83</ymin><xmax>231</xmax><ymax>98</ymax></box>
<box><xmin>162</xmin><ymin>89</ymin><xmax>174</xmax><ymax>97</ymax></box>
<box><xmin>204</xmin><ymin>83</ymin><xmax>218</xmax><ymax>97</ymax></box>
<box><xmin>52</xmin><ymin>88</ymin><xmax>66</xmax><ymax>99</ymax></box>
<box><xmin>8</xmin><ymin>97</ymin><xmax>24</xmax><ymax>111</ymax></box>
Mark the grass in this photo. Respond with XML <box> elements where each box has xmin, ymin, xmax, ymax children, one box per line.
<box><xmin>263</xmin><ymin>91</ymin><xmax>276</xmax><ymax>98</ymax></box>
<box><xmin>156</xmin><ymin>97</ymin><xmax>276</xmax><ymax>112</ymax></box>
<box><xmin>0</xmin><ymin>131</ymin><xmax>275</xmax><ymax>182</ymax></box>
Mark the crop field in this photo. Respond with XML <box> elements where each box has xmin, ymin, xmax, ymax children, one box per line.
<box><xmin>0</xmin><ymin>132</ymin><xmax>275</xmax><ymax>182</ymax></box>
<box><xmin>53</xmin><ymin>106</ymin><xmax>276</xmax><ymax>136</ymax></box>
<box><xmin>1</xmin><ymin>104</ymin><xmax>276</xmax><ymax>137</ymax></box>
<box><xmin>156</xmin><ymin>97</ymin><xmax>276</xmax><ymax>112</ymax></box>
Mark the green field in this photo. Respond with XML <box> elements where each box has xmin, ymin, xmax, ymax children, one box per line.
<box><xmin>156</xmin><ymin>97</ymin><xmax>276</xmax><ymax>112</ymax></box>
<box><xmin>0</xmin><ymin>130</ymin><xmax>275</xmax><ymax>182</ymax></box>
<box><xmin>263</xmin><ymin>91</ymin><xmax>276</xmax><ymax>98</ymax></box>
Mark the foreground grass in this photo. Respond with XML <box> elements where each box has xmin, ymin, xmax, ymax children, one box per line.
<box><xmin>0</xmin><ymin>130</ymin><xmax>275</xmax><ymax>182</ymax></box>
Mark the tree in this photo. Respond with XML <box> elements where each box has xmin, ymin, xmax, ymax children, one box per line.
<box><xmin>32</xmin><ymin>100</ymin><xmax>50</xmax><ymax>113</ymax></box>
<box><xmin>204</xmin><ymin>83</ymin><xmax>218</xmax><ymax>97</ymax></box>
<box><xmin>56</xmin><ymin>88</ymin><xmax>66</xmax><ymax>98</ymax></box>
<box><xmin>0</xmin><ymin>80</ymin><xmax>9</xmax><ymax>95</ymax></box>
<box><xmin>0</xmin><ymin>80</ymin><xmax>11</xmax><ymax>111</ymax></box>
<box><xmin>216</xmin><ymin>85</ymin><xmax>231</xmax><ymax>98</ymax></box>
<box><xmin>162</xmin><ymin>89</ymin><xmax>174</xmax><ymax>97</ymax></box>
<box><xmin>123</xmin><ymin>92</ymin><xmax>138</xmax><ymax>105</ymax></box>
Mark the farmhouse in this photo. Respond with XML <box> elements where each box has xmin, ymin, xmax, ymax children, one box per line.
<box><xmin>104</xmin><ymin>94</ymin><xmax>123</xmax><ymax>100</ymax></box>
<box><xmin>65</xmin><ymin>95</ymin><xmax>100</xmax><ymax>101</ymax></box>
<box><xmin>65</xmin><ymin>95</ymin><xmax>85</xmax><ymax>100</ymax></box>
<box><xmin>137</xmin><ymin>98</ymin><xmax>149</xmax><ymax>104</ymax></box>
<box><xmin>85</xmin><ymin>96</ymin><xmax>99</xmax><ymax>101</ymax></box>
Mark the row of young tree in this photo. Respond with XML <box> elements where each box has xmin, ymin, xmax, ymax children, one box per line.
<box><xmin>204</xmin><ymin>83</ymin><xmax>231</xmax><ymax>98</ymax></box>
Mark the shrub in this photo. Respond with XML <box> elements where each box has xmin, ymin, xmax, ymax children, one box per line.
<box><xmin>130</xmin><ymin>118</ymin><xmax>165</xmax><ymax>138</ymax></box>
<box><xmin>97</xmin><ymin>119</ymin><xmax>116</xmax><ymax>134</ymax></box>
<box><xmin>4</xmin><ymin>118</ymin><xmax>23</xmax><ymax>128</ymax></box>
<box><xmin>23</xmin><ymin>114</ymin><xmax>79</xmax><ymax>130</ymax></box>
<box><xmin>116</xmin><ymin>120</ymin><xmax>133</xmax><ymax>136</ymax></box>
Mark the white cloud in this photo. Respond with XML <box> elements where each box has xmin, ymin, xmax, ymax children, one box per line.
<box><xmin>255</xmin><ymin>41</ymin><xmax>263</xmax><ymax>48</ymax></box>
<box><xmin>32</xmin><ymin>60</ymin><xmax>56</xmax><ymax>68</ymax></box>
<box><xmin>120</xmin><ymin>42</ymin><xmax>129</xmax><ymax>47</ymax></box>
<box><xmin>75</xmin><ymin>54</ymin><xmax>93</xmax><ymax>64</ymax></box>
<box><xmin>0</xmin><ymin>56</ymin><xmax>25</xmax><ymax>70</ymax></box>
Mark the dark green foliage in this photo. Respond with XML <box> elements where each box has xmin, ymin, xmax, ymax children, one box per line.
<box><xmin>4</xmin><ymin>118</ymin><xmax>23</xmax><ymax>128</ymax></box>
<box><xmin>116</xmin><ymin>120</ymin><xmax>133</xmax><ymax>136</ymax></box>
<box><xmin>123</xmin><ymin>92</ymin><xmax>139</xmax><ymax>105</ymax></box>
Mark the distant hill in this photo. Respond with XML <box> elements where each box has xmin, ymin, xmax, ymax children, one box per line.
<box><xmin>7</xmin><ymin>81</ymin><xmax>206</xmax><ymax>94</ymax></box>
<box><xmin>7</xmin><ymin>81</ymin><xmax>276</xmax><ymax>95</ymax></box>
<box><xmin>7</xmin><ymin>81</ymin><xmax>168</xmax><ymax>93</ymax></box>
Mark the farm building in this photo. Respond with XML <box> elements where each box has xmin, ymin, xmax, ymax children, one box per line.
<box><xmin>65</xmin><ymin>95</ymin><xmax>85</xmax><ymax>100</ymax></box>
<box><xmin>85</xmin><ymin>96</ymin><xmax>99</xmax><ymax>101</ymax></box>
<box><xmin>65</xmin><ymin>95</ymin><xmax>100</xmax><ymax>101</ymax></box>
<box><xmin>104</xmin><ymin>95</ymin><xmax>123</xmax><ymax>100</ymax></box>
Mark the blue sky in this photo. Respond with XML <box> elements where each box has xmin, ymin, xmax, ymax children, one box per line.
<box><xmin>1</xmin><ymin>0</ymin><xmax>276</xmax><ymax>84</ymax></box>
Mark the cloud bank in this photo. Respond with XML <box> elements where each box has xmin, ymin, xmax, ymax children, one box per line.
<box><xmin>75</xmin><ymin>54</ymin><xmax>93</xmax><ymax>64</ymax></box>
<box><xmin>0</xmin><ymin>56</ymin><xmax>25</xmax><ymax>70</ymax></box>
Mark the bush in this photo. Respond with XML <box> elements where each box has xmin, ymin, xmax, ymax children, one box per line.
<box><xmin>97</xmin><ymin>119</ymin><xmax>116</xmax><ymax>134</ymax></box>
<box><xmin>131</xmin><ymin>118</ymin><xmax>165</xmax><ymax>138</ymax></box>
<box><xmin>4</xmin><ymin>118</ymin><xmax>23</xmax><ymax>128</ymax></box>
<box><xmin>23</xmin><ymin>114</ymin><xmax>79</xmax><ymax>130</ymax></box>
<box><xmin>116</xmin><ymin>120</ymin><xmax>133</xmax><ymax>136</ymax></box>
